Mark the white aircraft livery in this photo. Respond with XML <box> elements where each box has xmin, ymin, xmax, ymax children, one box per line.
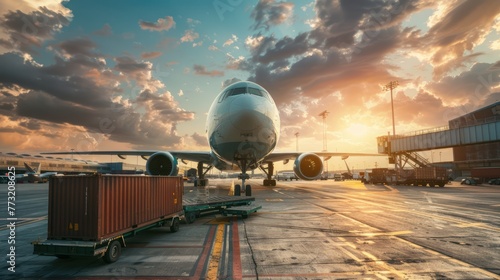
<box><xmin>44</xmin><ymin>81</ymin><xmax>380</xmax><ymax>195</ymax></box>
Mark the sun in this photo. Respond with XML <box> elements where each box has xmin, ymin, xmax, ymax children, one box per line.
<box><xmin>344</xmin><ymin>123</ymin><xmax>372</xmax><ymax>138</ymax></box>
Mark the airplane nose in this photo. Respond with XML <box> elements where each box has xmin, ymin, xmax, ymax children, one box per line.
<box><xmin>229</xmin><ymin>95</ymin><xmax>267</xmax><ymax>130</ymax></box>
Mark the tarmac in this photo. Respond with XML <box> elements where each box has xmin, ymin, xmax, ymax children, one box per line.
<box><xmin>0</xmin><ymin>179</ymin><xmax>499</xmax><ymax>279</ymax></box>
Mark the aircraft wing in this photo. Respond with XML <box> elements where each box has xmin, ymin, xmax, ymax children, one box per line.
<box><xmin>263</xmin><ymin>152</ymin><xmax>384</xmax><ymax>162</ymax></box>
<box><xmin>41</xmin><ymin>151</ymin><xmax>214</xmax><ymax>163</ymax></box>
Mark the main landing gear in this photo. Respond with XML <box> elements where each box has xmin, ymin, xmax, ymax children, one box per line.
<box><xmin>195</xmin><ymin>162</ymin><xmax>212</xmax><ymax>187</ymax></box>
<box><xmin>260</xmin><ymin>161</ymin><xmax>276</xmax><ymax>186</ymax></box>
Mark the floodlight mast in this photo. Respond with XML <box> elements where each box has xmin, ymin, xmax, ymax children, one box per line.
<box><xmin>295</xmin><ymin>132</ymin><xmax>299</xmax><ymax>152</ymax></box>
<box><xmin>383</xmin><ymin>81</ymin><xmax>400</xmax><ymax>176</ymax></box>
<box><xmin>383</xmin><ymin>81</ymin><xmax>398</xmax><ymax>137</ymax></box>
<box><xmin>318</xmin><ymin>110</ymin><xmax>329</xmax><ymax>152</ymax></box>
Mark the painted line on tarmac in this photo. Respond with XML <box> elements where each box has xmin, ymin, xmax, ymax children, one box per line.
<box><xmin>206</xmin><ymin>223</ymin><xmax>225</xmax><ymax>279</ymax></box>
<box><xmin>192</xmin><ymin>225</ymin><xmax>216</xmax><ymax>279</ymax></box>
<box><xmin>231</xmin><ymin>217</ymin><xmax>243</xmax><ymax>279</ymax></box>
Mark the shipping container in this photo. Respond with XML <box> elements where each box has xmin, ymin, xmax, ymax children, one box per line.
<box><xmin>47</xmin><ymin>174</ymin><xmax>183</xmax><ymax>241</ymax></box>
<box><xmin>34</xmin><ymin>174</ymin><xmax>183</xmax><ymax>263</ymax></box>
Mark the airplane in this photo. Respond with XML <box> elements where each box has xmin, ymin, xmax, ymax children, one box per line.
<box><xmin>16</xmin><ymin>162</ymin><xmax>59</xmax><ymax>183</ymax></box>
<box><xmin>43</xmin><ymin>81</ymin><xmax>381</xmax><ymax>195</ymax></box>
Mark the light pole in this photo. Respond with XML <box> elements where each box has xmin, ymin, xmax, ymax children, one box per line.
<box><xmin>318</xmin><ymin>110</ymin><xmax>329</xmax><ymax>152</ymax></box>
<box><xmin>383</xmin><ymin>81</ymin><xmax>399</xmax><ymax>175</ymax></box>
<box><xmin>383</xmin><ymin>81</ymin><xmax>398</xmax><ymax>137</ymax></box>
<box><xmin>318</xmin><ymin>110</ymin><xmax>329</xmax><ymax>175</ymax></box>
<box><xmin>295</xmin><ymin>132</ymin><xmax>299</xmax><ymax>152</ymax></box>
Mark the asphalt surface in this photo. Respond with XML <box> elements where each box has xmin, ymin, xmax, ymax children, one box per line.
<box><xmin>0</xmin><ymin>179</ymin><xmax>499</xmax><ymax>279</ymax></box>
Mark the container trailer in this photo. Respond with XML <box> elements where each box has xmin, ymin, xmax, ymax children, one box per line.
<box><xmin>33</xmin><ymin>175</ymin><xmax>184</xmax><ymax>263</ymax></box>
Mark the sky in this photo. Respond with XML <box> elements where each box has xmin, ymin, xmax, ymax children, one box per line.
<box><xmin>0</xmin><ymin>0</ymin><xmax>499</xmax><ymax>171</ymax></box>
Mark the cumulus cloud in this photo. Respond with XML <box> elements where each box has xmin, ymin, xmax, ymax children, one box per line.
<box><xmin>223</xmin><ymin>34</ymin><xmax>238</xmax><ymax>47</ymax></box>
<box><xmin>422</xmin><ymin>0</ymin><xmax>500</xmax><ymax>78</ymax></box>
<box><xmin>193</xmin><ymin>64</ymin><xmax>224</xmax><ymax>77</ymax></box>
<box><xmin>239</xmin><ymin>0</ymin><xmax>500</xmax><ymax>149</ymax></box>
<box><xmin>180</xmin><ymin>29</ymin><xmax>199</xmax><ymax>42</ymax></box>
<box><xmin>251</xmin><ymin>0</ymin><xmax>294</xmax><ymax>31</ymax></box>
<box><xmin>94</xmin><ymin>23</ymin><xmax>112</xmax><ymax>36</ymax></box>
<box><xmin>0</xmin><ymin>38</ymin><xmax>195</xmax><ymax>151</ymax></box>
<box><xmin>0</xmin><ymin>6</ymin><xmax>71</xmax><ymax>54</ymax></box>
<box><xmin>141</xmin><ymin>51</ymin><xmax>162</xmax><ymax>59</ymax></box>
<box><xmin>139</xmin><ymin>16</ymin><xmax>175</xmax><ymax>32</ymax></box>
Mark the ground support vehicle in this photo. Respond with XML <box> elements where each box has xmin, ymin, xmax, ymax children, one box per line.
<box><xmin>403</xmin><ymin>167</ymin><xmax>448</xmax><ymax>187</ymax></box>
<box><xmin>33</xmin><ymin>175</ymin><xmax>184</xmax><ymax>263</ymax></box>
<box><xmin>364</xmin><ymin>167</ymin><xmax>448</xmax><ymax>187</ymax></box>
<box><xmin>183</xmin><ymin>195</ymin><xmax>259</xmax><ymax>223</ymax></box>
<box><xmin>221</xmin><ymin>204</ymin><xmax>262</xmax><ymax>219</ymax></box>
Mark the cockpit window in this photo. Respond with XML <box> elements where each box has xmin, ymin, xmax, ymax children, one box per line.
<box><xmin>247</xmin><ymin>87</ymin><xmax>263</xmax><ymax>97</ymax></box>
<box><xmin>227</xmin><ymin>87</ymin><xmax>247</xmax><ymax>97</ymax></box>
<box><xmin>218</xmin><ymin>85</ymin><xmax>272</xmax><ymax>102</ymax></box>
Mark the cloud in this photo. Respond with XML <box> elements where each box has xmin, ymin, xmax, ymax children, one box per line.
<box><xmin>193</xmin><ymin>64</ymin><xmax>224</xmax><ymax>77</ymax></box>
<box><xmin>223</xmin><ymin>34</ymin><xmax>238</xmax><ymax>47</ymax></box>
<box><xmin>427</xmin><ymin>62</ymin><xmax>500</xmax><ymax>107</ymax></box>
<box><xmin>141</xmin><ymin>51</ymin><xmax>162</xmax><ymax>59</ymax></box>
<box><xmin>94</xmin><ymin>23</ymin><xmax>112</xmax><ymax>36</ymax></box>
<box><xmin>191</xmin><ymin>132</ymin><xmax>206</xmax><ymax>146</ymax></box>
<box><xmin>0</xmin><ymin>6</ymin><xmax>71</xmax><ymax>54</ymax></box>
<box><xmin>422</xmin><ymin>0</ymin><xmax>500</xmax><ymax>78</ymax></box>
<box><xmin>251</xmin><ymin>0</ymin><xmax>294</xmax><ymax>31</ymax></box>
<box><xmin>0</xmin><ymin>46</ymin><xmax>195</xmax><ymax>150</ymax></box>
<box><xmin>222</xmin><ymin>78</ymin><xmax>241</xmax><ymax>88</ymax></box>
<box><xmin>139</xmin><ymin>16</ymin><xmax>175</xmax><ymax>32</ymax></box>
<box><xmin>180</xmin><ymin>29</ymin><xmax>199</xmax><ymax>42</ymax></box>
<box><xmin>114</xmin><ymin>56</ymin><xmax>164</xmax><ymax>91</ymax></box>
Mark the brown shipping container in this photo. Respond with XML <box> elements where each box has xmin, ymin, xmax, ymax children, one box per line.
<box><xmin>48</xmin><ymin>175</ymin><xmax>183</xmax><ymax>242</ymax></box>
<box><xmin>415</xmin><ymin>167</ymin><xmax>447</xmax><ymax>180</ymax></box>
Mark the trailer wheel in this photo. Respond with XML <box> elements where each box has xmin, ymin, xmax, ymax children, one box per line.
<box><xmin>104</xmin><ymin>240</ymin><xmax>122</xmax><ymax>263</ymax></box>
<box><xmin>186</xmin><ymin>212</ymin><xmax>196</xmax><ymax>224</ymax></box>
<box><xmin>234</xmin><ymin>184</ymin><xmax>241</xmax><ymax>196</ymax></box>
<box><xmin>439</xmin><ymin>183</ymin><xmax>445</xmax><ymax>187</ymax></box>
<box><xmin>170</xmin><ymin>218</ymin><xmax>180</xmax><ymax>232</ymax></box>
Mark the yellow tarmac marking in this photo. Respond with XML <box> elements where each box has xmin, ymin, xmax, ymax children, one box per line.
<box><xmin>357</xmin><ymin>230</ymin><xmax>413</xmax><ymax>237</ymax></box>
<box><xmin>206</xmin><ymin>223</ymin><xmax>225</xmax><ymax>279</ymax></box>
<box><xmin>454</xmin><ymin>222</ymin><xmax>487</xmax><ymax>228</ymax></box>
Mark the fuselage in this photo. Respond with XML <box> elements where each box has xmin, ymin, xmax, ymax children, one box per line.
<box><xmin>206</xmin><ymin>81</ymin><xmax>280</xmax><ymax>170</ymax></box>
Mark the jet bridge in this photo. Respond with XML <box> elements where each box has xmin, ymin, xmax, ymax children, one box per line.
<box><xmin>377</xmin><ymin>119</ymin><xmax>500</xmax><ymax>168</ymax></box>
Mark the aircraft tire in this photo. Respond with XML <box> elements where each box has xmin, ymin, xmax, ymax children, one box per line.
<box><xmin>234</xmin><ymin>184</ymin><xmax>241</xmax><ymax>196</ymax></box>
<box><xmin>245</xmin><ymin>185</ymin><xmax>252</xmax><ymax>196</ymax></box>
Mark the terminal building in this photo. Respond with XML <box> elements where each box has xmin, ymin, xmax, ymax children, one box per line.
<box><xmin>0</xmin><ymin>152</ymin><xmax>145</xmax><ymax>176</ymax></box>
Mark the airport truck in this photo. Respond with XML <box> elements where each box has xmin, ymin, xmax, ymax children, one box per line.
<box><xmin>363</xmin><ymin>167</ymin><xmax>448</xmax><ymax>187</ymax></box>
<box><xmin>33</xmin><ymin>174</ymin><xmax>261</xmax><ymax>263</ymax></box>
<box><xmin>404</xmin><ymin>167</ymin><xmax>448</xmax><ymax>187</ymax></box>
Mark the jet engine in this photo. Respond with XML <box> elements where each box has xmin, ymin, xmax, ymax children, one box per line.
<box><xmin>293</xmin><ymin>153</ymin><xmax>323</xmax><ymax>180</ymax></box>
<box><xmin>146</xmin><ymin>152</ymin><xmax>179</xmax><ymax>176</ymax></box>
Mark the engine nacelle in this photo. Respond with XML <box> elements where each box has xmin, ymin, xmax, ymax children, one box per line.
<box><xmin>146</xmin><ymin>152</ymin><xmax>179</xmax><ymax>176</ymax></box>
<box><xmin>293</xmin><ymin>153</ymin><xmax>323</xmax><ymax>180</ymax></box>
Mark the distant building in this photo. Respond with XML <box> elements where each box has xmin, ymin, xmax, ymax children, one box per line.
<box><xmin>449</xmin><ymin>102</ymin><xmax>500</xmax><ymax>178</ymax></box>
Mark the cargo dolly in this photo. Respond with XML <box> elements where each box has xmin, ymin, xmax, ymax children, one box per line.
<box><xmin>32</xmin><ymin>214</ymin><xmax>181</xmax><ymax>263</ymax></box>
<box><xmin>32</xmin><ymin>175</ymin><xmax>184</xmax><ymax>263</ymax></box>
<box><xmin>183</xmin><ymin>195</ymin><xmax>261</xmax><ymax>223</ymax></box>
